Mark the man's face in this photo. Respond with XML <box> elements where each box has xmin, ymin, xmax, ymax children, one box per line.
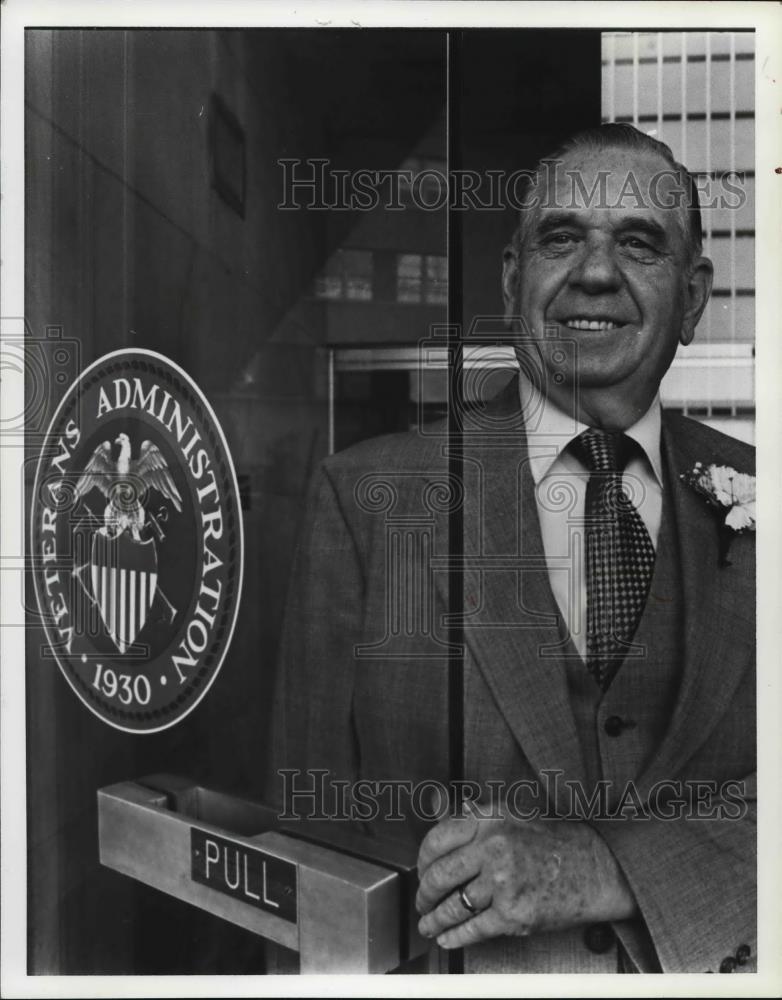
<box><xmin>504</xmin><ymin>145</ymin><xmax>713</xmax><ymax>423</ymax></box>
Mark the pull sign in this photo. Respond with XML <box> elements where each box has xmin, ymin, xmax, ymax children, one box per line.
<box><xmin>191</xmin><ymin>828</ymin><xmax>297</xmax><ymax>923</ymax></box>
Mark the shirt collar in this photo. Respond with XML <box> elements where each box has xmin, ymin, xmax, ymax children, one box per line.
<box><xmin>518</xmin><ymin>375</ymin><xmax>664</xmax><ymax>489</ymax></box>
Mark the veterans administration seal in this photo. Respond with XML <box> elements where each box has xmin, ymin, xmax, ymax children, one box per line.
<box><xmin>31</xmin><ymin>349</ymin><xmax>244</xmax><ymax>732</ymax></box>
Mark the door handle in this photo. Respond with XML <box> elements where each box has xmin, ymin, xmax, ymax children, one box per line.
<box><xmin>98</xmin><ymin>774</ymin><xmax>429</xmax><ymax>973</ymax></box>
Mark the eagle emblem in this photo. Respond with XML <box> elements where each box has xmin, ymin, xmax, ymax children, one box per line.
<box><xmin>75</xmin><ymin>432</ymin><xmax>183</xmax><ymax>539</ymax></box>
<box><xmin>74</xmin><ymin>434</ymin><xmax>182</xmax><ymax>653</ymax></box>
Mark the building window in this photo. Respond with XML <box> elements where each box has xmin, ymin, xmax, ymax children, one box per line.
<box><xmin>313</xmin><ymin>249</ymin><xmax>373</xmax><ymax>301</ymax></box>
<box><xmin>395</xmin><ymin>253</ymin><xmax>447</xmax><ymax>304</ymax></box>
<box><xmin>397</xmin><ymin>253</ymin><xmax>423</xmax><ymax>302</ymax></box>
<box><xmin>602</xmin><ymin>30</ymin><xmax>754</xmax><ymax>434</ymax></box>
<box><xmin>602</xmin><ymin>30</ymin><xmax>755</xmax><ymax>348</ymax></box>
<box><xmin>424</xmin><ymin>255</ymin><xmax>448</xmax><ymax>304</ymax></box>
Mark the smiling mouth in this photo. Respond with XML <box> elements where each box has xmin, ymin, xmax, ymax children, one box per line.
<box><xmin>559</xmin><ymin>317</ymin><xmax>627</xmax><ymax>331</ymax></box>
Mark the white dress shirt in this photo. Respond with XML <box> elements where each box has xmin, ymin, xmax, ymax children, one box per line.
<box><xmin>519</xmin><ymin>377</ymin><xmax>664</xmax><ymax>661</ymax></box>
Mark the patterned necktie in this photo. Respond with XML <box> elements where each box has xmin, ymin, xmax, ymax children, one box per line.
<box><xmin>571</xmin><ymin>428</ymin><xmax>656</xmax><ymax>691</ymax></box>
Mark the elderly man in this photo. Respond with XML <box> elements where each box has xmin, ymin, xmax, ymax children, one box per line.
<box><xmin>272</xmin><ymin>124</ymin><xmax>756</xmax><ymax>974</ymax></box>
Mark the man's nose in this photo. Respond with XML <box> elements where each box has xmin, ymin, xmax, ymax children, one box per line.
<box><xmin>567</xmin><ymin>236</ymin><xmax>622</xmax><ymax>293</ymax></box>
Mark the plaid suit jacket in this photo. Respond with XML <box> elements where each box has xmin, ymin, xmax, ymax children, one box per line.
<box><xmin>272</xmin><ymin>376</ymin><xmax>756</xmax><ymax>974</ymax></box>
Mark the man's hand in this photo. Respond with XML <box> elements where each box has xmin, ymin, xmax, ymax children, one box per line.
<box><xmin>415</xmin><ymin>808</ymin><xmax>637</xmax><ymax>949</ymax></box>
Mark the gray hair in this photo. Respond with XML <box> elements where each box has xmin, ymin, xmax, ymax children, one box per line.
<box><xmin>511</xmin><ymin>122</ymin><xmax>704</xmax><ymax>267</ymax></box>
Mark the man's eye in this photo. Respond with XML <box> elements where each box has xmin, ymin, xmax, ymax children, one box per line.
<box><xmin>544</xmin><ymin>232</ymin><xmax>577</xmax><ymax>246</ymax></box>
<box><xmin>621</xmin><ymin>236</ymin><xmax>654</xmax><ymax>251</ymax></box>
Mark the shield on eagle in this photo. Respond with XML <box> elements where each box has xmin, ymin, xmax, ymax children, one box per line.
<box><xmin>91</xmin><ymin>530</ymin><xmax>158</xmax><ymax>653</ymax></box>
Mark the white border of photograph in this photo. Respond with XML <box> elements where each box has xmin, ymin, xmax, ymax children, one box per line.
<box><xmin>2</xmin><ymin>2</ymin><xmax>780</xmax><ymax>997</ymax></box>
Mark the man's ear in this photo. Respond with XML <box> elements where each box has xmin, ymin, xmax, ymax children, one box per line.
<box><xmin>502</xmin><ymin>244</ymin><xmax>519</xmax><ymax>324</ymax></box>
<box><xmin>680</xmin><ymin>255</ymin><xmax>714</xmax><ymax>346</ymax></box>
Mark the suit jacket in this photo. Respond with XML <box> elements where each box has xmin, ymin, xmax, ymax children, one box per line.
<box><xmin>271</xmin><ymin>376</ymin><xmax>756</xmax><ymax>974</ymax></box>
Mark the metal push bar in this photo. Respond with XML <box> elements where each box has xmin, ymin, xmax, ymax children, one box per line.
<box><xmin>98</xmin><ymin>774</ymin><xmax>429</xmax><ymax>973</ymax></box>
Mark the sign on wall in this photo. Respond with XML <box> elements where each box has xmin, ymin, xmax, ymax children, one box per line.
<box><xmin>30</xmin><ymin>349</ymin><xmax>244</xmax><ymax>732</ymax></box>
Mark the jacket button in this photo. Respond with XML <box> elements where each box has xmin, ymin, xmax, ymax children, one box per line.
<box><xmin>604</xmin><ymin>715</ymin><xmax>625</xmax><ymax>737</ymax></box>
<box><xmin>719</xmin><ymin>956</ymin><xmax>737</xmax><ymax>973</ymax></box>
<box><xmin>736</xmin><ymin>944</ymin><xmax>751</xmax><ymax>965</ymax></box>
<box><xmin>583</xmin><ymin>922</ymin><xmax>615</xmax><ymax>954</ymax></box>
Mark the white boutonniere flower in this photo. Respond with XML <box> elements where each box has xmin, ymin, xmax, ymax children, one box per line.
<box><xmin>681</xmin><ymin>462</ymin><xmax>756</xmax><ymax>565</ymax></box>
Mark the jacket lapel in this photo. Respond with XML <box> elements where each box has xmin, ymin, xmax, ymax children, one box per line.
<box><xmin>432</xmin><ymin>380</ymin><xmax>754</xmax><ymax>802</ymax></box>
<box><xmin>634</xmin><ymin>413</ymin><xmax>755</xmax><ymax>795</ymax></box>
<box><xmin>445</xmin><ymin>379</ymin><xmax>589</xmax><ymax>805</ymax></box>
